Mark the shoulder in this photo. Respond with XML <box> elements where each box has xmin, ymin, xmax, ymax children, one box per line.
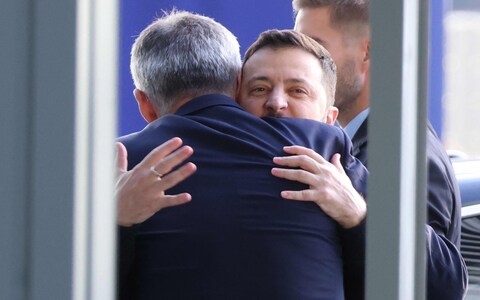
<box><xmin>264</xmin><ymin>117</ymin><xmax>347</xmax><ymax>139</ymax></box>
<box><xmin>425</xmin><ymin>125</ymin><xmax>460</xmax><ymax>204</ymax></box>
<box><xmin>426</xmin><ymin>124</ymin><xmax>456</xmax><ymax>181</ymax></box>
<box><xmin>263</xmin><ymin>117</ymin><xmax>354</xmax><ymax>159</ymax></box>
<box><xmin>425</xmin><ymin>123</ymin><xmax>462</xmax><ymax>242</ymax></box>
<box><xmin>116</xmin><ymin>118</ymin><xmax>181</xmax><ymax>169</ymax></box>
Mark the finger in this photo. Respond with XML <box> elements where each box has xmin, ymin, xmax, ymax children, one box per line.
<box><xmin>280</xmin><ymin>190</ymin><xmax>319</xmax><ymax>202</ymax></box>
<box><xmin>273</xmin><ymin>155</ymin><xmax>320</xmax><ymax>174</ymax></box>
<box><xmin>158</xmin><ymin>162</ymin><xmax>197</xmax><ymax>191</ymax></box>
<box><xmin>330</xmin><ymin>153</ymin><xmax>347</xmax><ymax>176</ymax></box>
<box><xmin>156</xmin><ymin>193</ymin><xmax>193</xmax><ymax>210</ymax></box>
<box><xmin>282</xmin><ymin>145</ymin><xmax>328</xmax><ymax>164</ymax></box>
<box><xmin>153</xmin><ymin>145</ymin><xmax>194</xmax><ymax>176</ymax></box>
<box><xmin>115</xmin><ymin>142</ymin><xmax>128</xmax><ymax>175</ymax></box>
<box><xmin>139</xmin><ymin>137</ymin><xmax>184</xmax><ymax>168</ymax></box>
<box><xmin>271</xmin><ymin>167</ymin><xmax>317</xmax><ymax>186</ymax></box>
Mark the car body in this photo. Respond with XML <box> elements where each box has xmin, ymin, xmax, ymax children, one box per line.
<box><xmin>452</xmin><ymin>158</ymin><xmax>480</xmax><ymax>299</ymax></box>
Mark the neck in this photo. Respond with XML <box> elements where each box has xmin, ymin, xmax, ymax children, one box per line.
<box><xmin>168</xmin><ymin>97</ymin><xmax>192</xmax><ymax>114</ymax></box>
<box><xmin>169</xmin><ymin>91</ymin><xmax>235</xmax><ymax>114</ymax></box>
<box><xmin>337</xmin><ymin>76</ymin><xmax>370</xmax><ymax>127</ymax></box>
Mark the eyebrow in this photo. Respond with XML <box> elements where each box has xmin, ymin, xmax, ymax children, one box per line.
<box><xmin>246</xmin><ymin>76</ymin><xmax>311</xmax><ymax>86</ymax></box>
<box><xmin>284</xmin><ymin>78</ymin><xmax>309</xmax><ymax>85</ymax></box>
<box><xmin>245</xmin><ymin>76</ymin><xmax>271</xmax><ymax>86</ymax></box>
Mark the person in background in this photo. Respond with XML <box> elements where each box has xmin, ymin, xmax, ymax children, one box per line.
<box><xmin>292</xmin><ymin>0</ymin><xmax>467</xmax><ymax>298</ymax></box>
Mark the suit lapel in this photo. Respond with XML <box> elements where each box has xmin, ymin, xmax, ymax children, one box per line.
<box><xmin>351</xmin><ymin>117</ymin><xmax>369</xmax><ymax>166</ymax></box>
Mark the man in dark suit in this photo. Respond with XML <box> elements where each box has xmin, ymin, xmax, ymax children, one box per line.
<box><xmin>117</xmin><ymin>11</ymin><xmax>367</xmax><ymax>300</ymax></box>
<box><xmin>292</xmin><ymin>0</ymin><xmax>467</xmax><ymax>299</ymax></box>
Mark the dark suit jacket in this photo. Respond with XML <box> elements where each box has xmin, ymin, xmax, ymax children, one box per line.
<box><xmin>117</xmin><ymin>94</ymin><xmax>368</xmax><ymax>300</ymax></box>
<box><xmin>350</xmin><ymin>117</ymin><xmax>467</xmax><ymax>300</ymax></box>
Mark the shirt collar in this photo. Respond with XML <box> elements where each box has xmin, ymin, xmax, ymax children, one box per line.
<box><xmin>343</xmin><ymin>108</ymin><xmax>370</xmax><ymax>139</ymax></box>
<box><xmin>175</xmin><ymin>94</ymin><xmax>242</xmax><ymax>116</ymax></box>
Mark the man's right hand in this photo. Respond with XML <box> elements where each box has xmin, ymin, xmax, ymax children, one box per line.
<box><xmin>271</xmin><ymin>145</ymin><xmax>366</xmax><ymax>229</ymax></box>
<box><xmin>116</xmin><ymin>137</ymin><xmax>197</xmax><ymax>227</ymax></box>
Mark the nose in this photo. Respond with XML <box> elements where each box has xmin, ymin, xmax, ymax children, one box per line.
<box><xmin>265</xmin><ymin>92</ymin><xmax>288</xmax><ymax>116</ymax></box>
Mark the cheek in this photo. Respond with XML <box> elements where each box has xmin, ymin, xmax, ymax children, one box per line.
<box><xmin>297</xmin><ymin>103</ymin><xmax>325</xmax><ymax>121</ymax></box>
<box><xmin>236</xmin><ymin>95</ymin><xmax>249</xmax><ymax>108</ymax></box>
<box><xmin>241</xmin><ymin>99</ymin><xmax>262</xmax><ymax>115</ymax></box>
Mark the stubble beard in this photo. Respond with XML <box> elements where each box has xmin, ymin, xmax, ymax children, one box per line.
<box><xmin>334</xmin><ymin>58</ymin><xmax>363</xmax><ymax>123</ymax></box>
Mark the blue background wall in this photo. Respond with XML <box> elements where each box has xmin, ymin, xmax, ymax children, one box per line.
<box><xmin>428</xmin><ymin>0</ymin><xmax>445</xmax><ymax>138</ymax></box>
<box><xmin>118</xmin><ymin>0</ymin><xmax>294</xmax><ymax>135</ymax></box>
<box><xmin>118</xmin><ymin>0</ymin><xmax>444</xmax><ymax>137</ymax></box>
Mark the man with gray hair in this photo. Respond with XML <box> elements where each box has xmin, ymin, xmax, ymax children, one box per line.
<box><xmin>117</xmin><ymin>10</ymin><xmax>368</xmax><ymax>300</ymax></box>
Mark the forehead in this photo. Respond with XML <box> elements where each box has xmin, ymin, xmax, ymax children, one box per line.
<box><xmin>294</xmin><ymin>7</ymin><xmax>342</xmax><ymax>47</ymax></box>
<box><xmin>243</xmin><ymin>47</ymin><xmax>323</xmax><ymax>79</ymax></box>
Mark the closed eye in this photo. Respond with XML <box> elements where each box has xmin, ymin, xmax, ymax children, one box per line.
<box><xmin>253</xmin><ymin>87</ymin><xmax>266</xmax><ymax>92</ymax></box>
<box><xmin>291</xmin><ymin>87</ymin><xmax>308</xmax><ymax>95</ymax></box>
<box><xmin>250</xmin><ymin>86</ymin><xmax>269</xmax><ymax>95</ymax></box>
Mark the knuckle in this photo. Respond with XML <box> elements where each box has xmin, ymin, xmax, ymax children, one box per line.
<box><xmin>299</xmin><ymin>155</ymin><xmax>309</xmax><ymax>164</ymax></box>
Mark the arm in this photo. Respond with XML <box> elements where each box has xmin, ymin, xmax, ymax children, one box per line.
<box><xmin>424</xmin><ymin>153</ymin><xmax>468</xmax><ymax>300</ymax></box>
<box><xmin>425</xmin><ymin>226</ymin><xmax>468</xmax><ymax>300</ymax></box>
<box><xmin>116</xmin><ymin>137</ymin><xmax>197</xmax><ymax>300</ymax></box>
<box><xmin>271</xmin><ymin>144</ymin><xmax>368</xmax><ymax>300</ymax></box>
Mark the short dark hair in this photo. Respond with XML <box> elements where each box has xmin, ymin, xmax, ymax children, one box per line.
<box><xmin>292</xmin><ymin>0</ymin><xmax>369</xmax><ymax>37</ymax></box>
<box><xmin>243</xmin><ymin>29</ymin><xmax>336</xmax><ymax>105</ymax></box>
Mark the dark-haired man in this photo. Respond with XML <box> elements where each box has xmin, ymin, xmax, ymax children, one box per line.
<box><xmin>292</xmin><ymin>0</ymin><xmax>467</xmax><ymax>299</ymax></box>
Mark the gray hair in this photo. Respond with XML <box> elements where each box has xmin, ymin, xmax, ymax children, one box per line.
<box><xmin>292</xmin><ymin>0</ymin><xmax>369</xmax><ymax>38</ymax></box>
<box><xmin>130</xmin><ymin>10</ymin><xmax>242</xmax><ymax>115</ymax></box>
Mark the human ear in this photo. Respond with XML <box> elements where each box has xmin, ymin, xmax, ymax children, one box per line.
<box><xmin>325</xmin><ymin>105</ymin><xmax>339</xmax><ymax>125</ymax></box>
<box><xmin>364</xmin><ymin>39</ymin><xmax>370</xmax><ymax>62</ymax></box>
<box><xmin>133</xmin><ymin>89</ymin><xmax>158</xmax><ymax>123</ymax></box>
<box><xmin>234</xmin><ymin>69</ymin><xmax>242</xmax><ymax>103</ymax></box>
<box><xmin>360</xmin><ymin>39</ymin><xmax>371</xmax><ymax>74</ymax></box>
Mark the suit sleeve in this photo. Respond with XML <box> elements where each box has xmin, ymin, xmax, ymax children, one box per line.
<box><xmin>338</xmin><ymin>131</ymin><xmax>368</xmax><ymax>300</ymax></box>
<box><xmin>425</xmin><ymin>226</ymin><xmax>468</xmax><ymax>300</ymax></box>
<box><xmin>425</xmin><ymin>155</ymin><xmax>468</xmax><ymax>300</ymax></box>
<box><xmin>117</xmin><ymin>226</ymin><xmax>137</xmax><ymax>300</ymax></box>
<box><xmin>340</xmin><ymin>220</ymin><xmax>366</xmax><ymax>300</ymax></box>
<box><xmin>340</xmin><ymin>122</ymin><xmax>468</xmax><ymax>299</ymax></box>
